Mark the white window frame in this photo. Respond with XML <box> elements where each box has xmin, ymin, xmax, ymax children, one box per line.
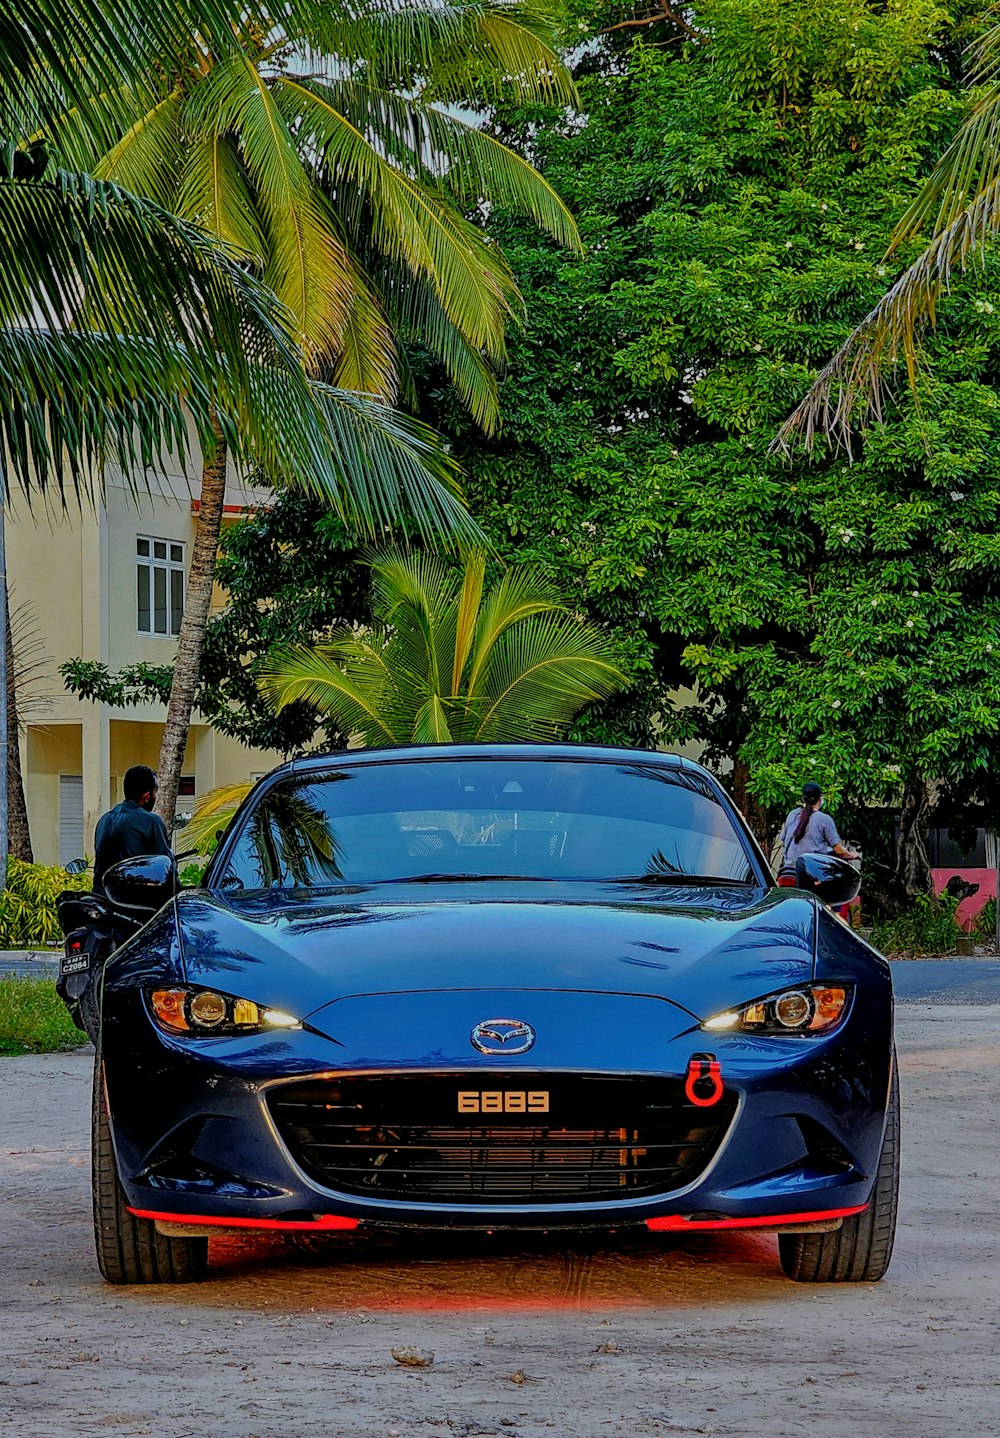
<box><xmin>137</xmin><ymin>535</ymin><xmax>185</xmax><ymax>637</ymax></box>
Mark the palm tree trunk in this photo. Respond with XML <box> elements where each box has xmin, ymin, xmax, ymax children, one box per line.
<box><xmin>5</xmin><ymin>605</ymin><xmax>32</xmax><ymax>861</ymax></box>
<box><xmin>154</xmin><ymin>426</ymin><xmax>227</xmax><ymax>826</ymax></box>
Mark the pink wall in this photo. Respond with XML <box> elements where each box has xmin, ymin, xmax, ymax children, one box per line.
<box><xmin>931</xmin><ymin>868</ymin><xmax>996</xmax><ymax>932</ymax></box>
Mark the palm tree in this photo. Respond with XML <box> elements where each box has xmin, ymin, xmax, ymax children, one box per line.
<box><xmin>56</xmin><ymin>3</ymin><xmax>581</xmax><ymax>821</ymax></box>
<box><xmin>777</xmin><ymin>16</ymin><xmax>1000</xmax><ymax>447</ymax></box>
<box><xmin>259</xmin><ymin>549</ymin><xmax>628</xmax><ymax>745</ymax></box>
<box><xmin>0</xmin><ymin>0</ymin><xmax>487</xmax><ymax>854</ymax></box>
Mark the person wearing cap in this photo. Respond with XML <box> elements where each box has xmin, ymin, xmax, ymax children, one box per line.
<box><xmin>776</xmin><ymin>781</ymin><xmax>859</xmax><ymax>888</ymax></box>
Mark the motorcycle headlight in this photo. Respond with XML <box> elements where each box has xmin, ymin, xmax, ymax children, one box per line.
<box><xmin>702</xmin><ymin>983</ymin><xmax>851</xmax><ymax>1036</ymax></box>
<box><xmin>150</xmin><ymin>987</ymin><xmax>301</xmax><ymax>1035</ymax></box>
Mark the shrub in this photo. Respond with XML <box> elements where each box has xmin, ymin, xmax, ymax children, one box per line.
<box><xmin>0</xmin><ymin>858</ymin><xmax>91</xmax><ymax>949</ymax></box>
<box><xmin>974</xmin><ymin>898</ymin><xmax>997</xmax><ymax>946</ymax></box>
<box><xmin>870</xmin><ymin>894</ymin><xmax>963</xmax><ymax>957</ymax></box>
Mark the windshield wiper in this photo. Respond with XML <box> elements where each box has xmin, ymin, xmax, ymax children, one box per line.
<box><xmin>368</xmin><ymin>872</ymin><xmax>548</xmax><ymax>885</ymax></box>
<box><xmin>617</xmin><ymin>873</ymin><xmax>755</xmax><ymax>887</ymax></box>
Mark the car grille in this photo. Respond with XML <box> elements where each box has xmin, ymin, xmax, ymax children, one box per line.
<box><xmin>267</xmin><ymin>1075</ymin><xmax>736</xmax><ymax>1204</ymax></box>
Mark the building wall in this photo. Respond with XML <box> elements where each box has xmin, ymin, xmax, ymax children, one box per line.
<box><xmin>8</xmin><ymin>447</ymin><xmax>283</xmax><ymax>866</ymax></box>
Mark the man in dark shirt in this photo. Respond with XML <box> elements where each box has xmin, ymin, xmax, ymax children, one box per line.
<box><xmin>94</xmin><ymin>765</ymin><xmax>172</xmax><ymax>894</ymax></box>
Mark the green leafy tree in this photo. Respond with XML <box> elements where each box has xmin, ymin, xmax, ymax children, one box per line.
<box><xmin>259</xmin><ymin>548</ymin><xmax>628</xmax><ymax>745</ymax></box>
<box><xmin>54</xmin><ymin>2</ymin><xmax>581</xmax><ymax>823</ymax></box>
<box><xmin>429</xmin><ymin>0</ymin><xmax>1000</xmax><ymax>901</ymax></box>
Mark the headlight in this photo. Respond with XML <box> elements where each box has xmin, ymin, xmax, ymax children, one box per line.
<box><xmin>150</xmin><ymin>987</ymin><xmax>301</xmax><ymax>1035</ymax></box>
<box><xmin>703</xmin><ymin>983</ymin><xmax>850</xmax><ymax>1036</ymax></box>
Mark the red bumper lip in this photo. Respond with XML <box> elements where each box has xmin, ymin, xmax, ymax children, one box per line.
<box><xmin>128</xmin><ymin>1208</ymin><xmax>359</xmax><ymax>1232</ymax></box>
<box><xmin>645</xmin><ymin>1204</ymin><xmax>867</xmax><ymax>1232</ymax></box>
<box><xmin>128</xmin><ymin>1204</ymin><xmax>866</xmax><ymax>1235</ymax></box>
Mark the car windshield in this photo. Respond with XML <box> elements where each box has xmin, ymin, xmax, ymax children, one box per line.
<box><xmin>215</xmin><ymin>758</ymin><xmax>756</xmax><ymax>893</ymax></box>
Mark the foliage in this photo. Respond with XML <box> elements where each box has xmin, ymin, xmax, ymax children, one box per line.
<box><xmin>178</xmin><ymin>860</ymin><xmax>209</xmax><ymax>887</ymax></box>
<box><xmin>429</xmin><ymin>0</ymin><xmax>1000</xmax><ymax>873</ymax></box>
<box><xmin>53</xmin><ymin>2</ymin><xmax>580</xmax><ymax>438</ymax></box>
<box><xmin>0</xmin><ymin>976</ymin><xmax>89</xmax><ymax>1055</ymax></box>
<box><xmin>1</xmin><ymin>0</ymin><xmax>477</xmax><ymax>538</ymax></box>
<box><xmin>974</xmin><ymin>896</ymin><xmax>997</xmax><ymax>944</ymax></box>
<box><xmin>259</xmin><ymin>548</ymin><xmax>629</xmax><ymax>745</ymax></box>
<box><xmin>870</xmin><ymin>893</ymin><xmax>963</xmax><ymax>955</ymax></box>
<box><xmin>0</xmin><ymin>859</ymin><xmax>89</xmax><ymax>949</ymax></box>
<box><xmin>781</xmin><ymin>0</ymin><xmax>1000</xmax><ymax>442</ymax></box>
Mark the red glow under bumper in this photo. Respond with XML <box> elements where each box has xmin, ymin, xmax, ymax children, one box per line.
<box><xmin>128</xmin><ymin>1208</ymin><xmax>359</xmax><ymax>1233</ymax></box>
<box><xmin>645</xmin><ymin>1204</ymin><xmax>867</xmax><ymax>1232</ymax></box>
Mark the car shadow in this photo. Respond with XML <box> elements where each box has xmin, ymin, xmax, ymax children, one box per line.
<box><xmin>159</xmin><ymin>1226</ymin><xmax>794</xmax><ymax>1312</ymax></box>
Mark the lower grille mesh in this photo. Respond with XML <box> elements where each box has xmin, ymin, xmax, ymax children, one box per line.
<box><xmin>268</xmin><ymin>1075</ymin><xmax>735</xmax><ymax>1204</ymax></box>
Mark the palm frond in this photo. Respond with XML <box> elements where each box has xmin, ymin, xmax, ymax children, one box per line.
<box><xmin>775</xmin><ymin>186</ymin><xmax>1000</xmax><ymax>449</ymax></box>
<box><xmin>330</xmin><ymin>264</ymin><xmax>398</xmax><ymax>400</ymax></box>
<box><xmin>412</xmin><ymin>694</ymin><xmax>454</xmax><ymax>742</ymax></box>
<box><xmin>452</xmin><ymin>551</ymin><xmax>486</xmax><ymax>694</ymax></box>
<box><xmin>309</xmin><ymin>385</ymin><xmax>479</xmax><ymax>541</ymax></box>
<box><xmin>297</xmin><ymin>76</ymin><xmax>580</xmax><ymax>251</ymax></box>
<box><xmin>185</xmin><ymin>781</ymin><xmax>253</xmax><ymax>852</ymax></box>
<box><xmin>474</xmin><ymin>615</ymin><xmax>627</xmax><ymax>742</ymax></box>
<box><xmin>177</xmin><ymin>131</ymin><xmax>267</xmax><ymax>265</ymax></box>
<box><xmin>278</xmin><ymin>76</ymin><xmax>521</xmax><ymax>357</ymax></box>
<box><xmin>259</xmin><ymin>642</ymin><xmax>401</xmax><ymax>744</ymax></box>
<box><xmin>229</xmin><ymin>72</ymin><xmax>355</xmax><ymax>362</ymax></box>
<box><xmin>376</xmin><ymin>261</ymin><xmax>503</xmax><ymax>431</ymax></box>
<box><xmin>891</xmin><ymin>15</ymin><xmax>1000</xmax><ymax>246</ymax></box>
<box><xmin>94</xmin><ymin>91</ymin><xmax>184</xmax><ymax>210</ymax></box>
<box><xmin>467</xmin><ymin>567</ymin><xmax>566</xmax><ymax>696</ymax></box>
<box><xmin>298</xmin><ymin>0</ymin><xmax>576</xmax><ymax>106</ymax></box>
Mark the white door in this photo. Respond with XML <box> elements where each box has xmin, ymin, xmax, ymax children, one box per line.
<box><xmin>59</xmin><ymin>775</ymin><xmax>85</xmax><ymax>866</ymax></box>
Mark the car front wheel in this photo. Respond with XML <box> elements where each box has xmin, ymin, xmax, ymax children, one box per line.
<box><xmin>92</xmin><ymin>1052</ymin><xmax>208</xmax><ymax>1284</ymax></box>
<box><xmin>778</xmin><ymin>1056</ymin><xmax>899</xmax><ymax>1283</ymax></box>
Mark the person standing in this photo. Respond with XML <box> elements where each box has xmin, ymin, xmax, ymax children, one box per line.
<box><xmin>776</xmin><ymin>781</ymin><xmax>858</xmax><ymax>887</ymax></box>
<box><xmin>93</xmin><ymin>765</ymin><xmax>172</xmax><ymax>895</ymax></box>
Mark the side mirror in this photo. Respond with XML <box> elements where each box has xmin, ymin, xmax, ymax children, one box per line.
<box><xmin>794</xmin><ymin>853</ymin><xmax>861</xmax><ymax>908</ymax></box>
<box><xmin>102</xmin><ymin>854</ymin><xmax>178</xmax><ymax>915</ymax></box>
<box><xmin>64</xmin><ymin>857</ymin><xmax>89</xmax><ymax>875</ymax></box>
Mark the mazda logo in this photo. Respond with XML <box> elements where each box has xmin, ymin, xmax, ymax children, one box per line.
<box><xmin>470</xmin><ymin>1018</ymin><xmax>536</xmax><ymax>1056</ymax></box>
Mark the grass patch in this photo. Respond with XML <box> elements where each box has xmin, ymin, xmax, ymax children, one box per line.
<box><xmin>0</xmin><ymin>974</ymin><xmax>89</xmax><ymax>1055</ymax></box>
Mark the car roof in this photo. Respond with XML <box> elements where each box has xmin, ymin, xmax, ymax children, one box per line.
<box><xmin>283</xmin><ymin>742</ymin><xmax>704</xmax><ymax>779</ymax></box>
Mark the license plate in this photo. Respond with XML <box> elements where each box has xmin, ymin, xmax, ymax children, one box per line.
<box><xmin>457</xmin><ymin>1090</ymin><xmax>550</xmax><ymax>1114</ymax></box>
<box><xmin>60</xmin><ymin>952</ymin><xmax>91</xmax><ymax>977</ymax></box>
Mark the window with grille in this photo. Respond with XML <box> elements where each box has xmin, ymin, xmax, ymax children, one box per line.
<box><xmin>137</xmin><ymin>536</ymin><xmax>185</xmax><ymax>636</ymax></box>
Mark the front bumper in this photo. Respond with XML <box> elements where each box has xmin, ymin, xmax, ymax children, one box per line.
<box><xmin>102</xmin><ymin>982</ymin><xmax>894</xmax><ymax>1237</ymax></box>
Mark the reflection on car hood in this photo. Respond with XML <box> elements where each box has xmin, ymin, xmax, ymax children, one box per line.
<box><xmin>175</xmin><ymin>880</ymin><xmax>817</xmax><ymax>1023</ymax></box>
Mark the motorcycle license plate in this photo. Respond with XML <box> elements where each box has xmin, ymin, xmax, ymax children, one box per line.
<box><xmin>60</xmin><ymin>952</ymin><xmax>91</xmax><ymax>977</ymax></box>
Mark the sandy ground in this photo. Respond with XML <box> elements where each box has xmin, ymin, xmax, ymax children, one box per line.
<box><xmin>3</xmin><ymin>1007</ymin><xmax>1000</xmax><ymax>1438</ymax></box>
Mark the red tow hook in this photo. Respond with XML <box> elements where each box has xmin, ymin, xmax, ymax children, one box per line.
<box><xmin>685</xmin><ymin>1052</ymin><xmax>724</xmax><ymax>1107</ymax></box>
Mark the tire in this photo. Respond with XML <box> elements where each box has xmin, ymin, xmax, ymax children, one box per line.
<box><xmin>778</xmin><ymin>1055</ymin><xmax>899</xmax><ymax>1283</ymax></box>
<box><xmin>91</xmin><ymin>1052</ymin><xmax>208</xmax><ymax>1284</ymax></box>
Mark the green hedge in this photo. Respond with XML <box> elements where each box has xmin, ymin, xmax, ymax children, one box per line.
<box><xmin>0</xmin><ymin>858</ymin><xmax>91</xmax><ymax>949</ymax></box>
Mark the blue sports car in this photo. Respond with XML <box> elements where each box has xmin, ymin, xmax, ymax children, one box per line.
<box><xmin>92</xmin><ymin>744</ymin><xmax>897</xmax><ymax>1285</ymax></box>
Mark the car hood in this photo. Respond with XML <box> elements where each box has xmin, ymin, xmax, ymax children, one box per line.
<box><xmin>175</xmin><ymin>881</ymin><xmax>817</xmax><ymax>1026</ymax></box>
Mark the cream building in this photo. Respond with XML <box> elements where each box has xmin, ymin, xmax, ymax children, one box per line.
<box><xmin>7</xmin><ymin>451</ymin><xmax>284</xmax><ymax>866</ymax></box>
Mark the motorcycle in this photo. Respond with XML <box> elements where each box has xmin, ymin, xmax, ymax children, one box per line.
<box><xmin>55</xmin><ymin>852</ymin><xmax>185</xmax><ymax>1043</ymax></box>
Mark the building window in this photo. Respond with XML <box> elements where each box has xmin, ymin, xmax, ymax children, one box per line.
<box><xmin>137</xmin><ymin>536</ymin><xmax>185</xmax><ymax>636</ymax></box>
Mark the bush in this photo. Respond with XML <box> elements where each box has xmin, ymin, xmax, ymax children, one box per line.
<box><xmin>870</xmin><ymin>895</ymin><xmax>963</xmax><ymax>957</ymax></box>
<box><xmin>0</xmin><ymin>975</ymin><xmax>89</xmax><ymax>1054</ymax></box>
<box><xmin>0</xmin><ymin>858</ymin><xmax>91</xmax><ymax>949</ymax></box>
<box><xmin>974</xmin><ymin>898</ymin><xmax>997</xmax><ymax>946</ymax></box>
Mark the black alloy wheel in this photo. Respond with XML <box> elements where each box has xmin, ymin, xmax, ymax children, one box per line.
<box><xmin>778</xmin><ymin>1055</ymin><xmax>899</xmax><ymax>1283</ymax></box>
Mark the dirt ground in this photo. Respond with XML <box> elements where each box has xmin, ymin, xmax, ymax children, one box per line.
<box><xmin>3</xmin><ymin>1007</ymin><xmax>1000</xmax><ymax>1438</ymax></box>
